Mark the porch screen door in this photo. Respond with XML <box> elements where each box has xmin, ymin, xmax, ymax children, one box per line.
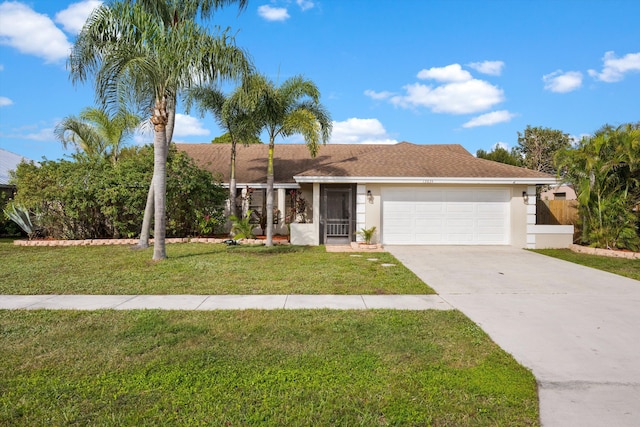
<box><xmin>324</xmin><ymin>188</ymin><xmax>351</xmax><ymax>243</ymax></box>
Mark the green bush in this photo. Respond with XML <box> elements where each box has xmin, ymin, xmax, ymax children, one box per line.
<box><xmin>10</xmin><ymin>145</ymin><xmax>226</xmax><ymax>239</ymax></box>
<box><xmin>0</xmin><ymin>190</ymin><xmax>23</xmax><ymax>237</ymax></box>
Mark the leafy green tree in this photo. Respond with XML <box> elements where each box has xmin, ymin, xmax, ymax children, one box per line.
<box><xmin>54</xmin><ymin>107</ymin><xmax>142</xmax><ymax>163</ymax></box>
<box><xmin>516</xmin><ymin>125</ymin><xmax>571</xmax><ymax>174</ymax></box>
<box><xmin>240</xmin><ymin>74</ymin><xmax>332</xmax><ymax>246</ymax></box>
<box><xmin>69</xmin><ymin>0</ymin><xmax>250</xmax><ymax>260</ymax></box>
<box><xmin>211</xmin><ymin>132</ymin><xmax>262</xmax><ymax>145</ymax></box>
<box><xmin>185</xmin><ymin>86</ymin><xmax>262</xmax><ymax>219</ymax></box>
<box><xmin>556</xmin><ymin>123</ymin><xmax>640</xmax><ymax>250</ymax></box>
<box><xmin>476</xmin><ymin>146</ymin><xmax>523</xmax><ymax>166</ymax></box>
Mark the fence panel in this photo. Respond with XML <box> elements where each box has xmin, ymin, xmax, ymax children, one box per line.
<box><xmin>537</xmin><ymin>200</ymin><xmax>578</xmax><ymax>225</ymax></box>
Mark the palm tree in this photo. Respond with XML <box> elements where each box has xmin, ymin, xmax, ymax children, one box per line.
<box><xmin>69</xmin><ymin>0</ymin><xmax>250</xmax><ymax>260</ymax></box>
<box><xmin>185</xmin><ymin>85</ymin><xmax>262</xmax><ymax>219</ymax></box>
<box><xmin>556</xmin><ymin>123</ymin><xmax>640</xmax><ymax>250</ymax></box>
<box><xmin>126</xmin><ymin>0</ymin><xmax>249</xmax><ymax>251</ymax></box>
<box><xmin>54</xmin><ymin>107</ymin><xmax>142</xmax><ymax>162</ymax></box>
<box><xmin>242</xmin><ymin>74</ymin><xmax>332</xmax><ymax>246</ymax></box>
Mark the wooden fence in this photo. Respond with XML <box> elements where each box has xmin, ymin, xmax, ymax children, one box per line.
<box><xmin>536</xmin><ymin>200</ymin><xmax>579</xmax><ymax>225</ymax></box>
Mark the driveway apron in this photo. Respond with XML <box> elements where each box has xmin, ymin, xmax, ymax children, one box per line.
<box><xmin>388</xmin><ymin>245</ymin><xmax>640</xmax><ymax>427</ymax></box>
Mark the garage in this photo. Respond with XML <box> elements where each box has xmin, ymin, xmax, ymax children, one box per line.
<box><xmin>382</xmin><ymin>187</ymin><xmax>510</xmax><ymax>245</ymax></box>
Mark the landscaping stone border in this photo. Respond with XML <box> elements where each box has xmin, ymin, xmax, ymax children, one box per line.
<box><xmin>569</xmin><ymin>243</ymin><xmax>640</xmax><ymax>259</ymax></box>
<box><xmin>14</xmin><ymin>237</ymin><xmax>290</xmax><ymax>247</ymax></box>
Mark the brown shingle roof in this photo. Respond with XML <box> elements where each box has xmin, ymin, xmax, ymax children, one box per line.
<box><xmin>176</xmin><ymin>142</ymin><xmax>553</xmax><ymax>184</ymax></box>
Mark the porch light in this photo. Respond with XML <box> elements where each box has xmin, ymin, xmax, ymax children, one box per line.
<box><xmin>367</xmin><ymin>190</ymin><xmax>373</xmax><ymax>203</ymax></box>
<box><xmin>522</xmin><ymin>191</ymin><xmax>529</xmax><ymax>204</ymax></box>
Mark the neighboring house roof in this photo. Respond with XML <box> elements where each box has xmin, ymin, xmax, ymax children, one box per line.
<box><xmin>0</xmin><ymin>148</ymin><xmax>32</xmax><ymax>186</ymax></box>
<box><xmin>177</xmin><ymin>142</ymin><xmax>556</xmax><ymax>186</ymax></box>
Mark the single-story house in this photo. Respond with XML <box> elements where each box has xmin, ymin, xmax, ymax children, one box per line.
<box><xmin>0</xmin><ymin>148</ymin><xmax>31</xmax><ymax>200</ymax></box>
<box><xmin>177</xmin><ymin>142</ymin><xmax>573</xmax><ymax>249</ymax></box>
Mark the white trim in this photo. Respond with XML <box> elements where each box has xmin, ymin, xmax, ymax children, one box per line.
<box><xmin>355</xmin><ymin>185</ymin><xmax>366</xmax><ymax>241</ymax></box>
<box><xmin>293</xmin><ymin>176</ymin><xmax>557</xmax><ymax>185</ymax></box>
<box><xmin>220</xmin><ymin>182</ymin><xmax>300</xmax><ymax>189</ymax></box>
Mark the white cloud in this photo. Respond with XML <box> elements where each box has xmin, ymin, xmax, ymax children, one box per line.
<box><xmin>468</xmin><ymin>60</ymin><xmax>505</xmax><ymax>76</ymax></box>
<box><xmin>296</xmin><ymin>0</ymin><xmax>314</xmax><ymax>11</ymax></box>
<box><xmin>372</xmin><ymin>64</ymin><xmax>505</xmax><ymax>115</ymax></box>
<box><xmin>391</xmin><ymin>79</ymin><xmax>505</xmax><ymax>114</ymax></box>
<box><xmin>21</xmin><ymin>127</ymin><xmax>56</xmax><ymax>142</ymax></box>
<box><xmin>492</xmin><ymin>142</ymin><xmax>509</xmax><ymax>150</ymax></box>
<box><xmin>0</xmin><ymin>2</ymin><xmax>71</xmax><ymax>63</ymax></box>
<box><xmin>330</xmin><ymin>118</ymin><xmax>398</xmax><ymax>145</ymax></box>
<box><xmin>363</xmin><ymin>89</ymin><xmax>395</xmax><ymax>100</ymax></box>
<box><xmin>462</xmin><ymin>110</ymin><xmax>516</xmax><ymax>128</ymax></box>
<box><xmin>54</xmin><ymin>0</ymin><xmax>102</xmax><ymax>34</ymax></box>
<box><xmin>173</xmin><ymin>114</ymin><xmax>210</xmax><ymax>137</ymax></box>
<box><xmin>588</xmin><ymin>51</ymin><xmax>640</xmax><ymax>83</ymax></box>
<box><xmin>543</xmin><ymin>70</ymin><xmax>583</xmax><ymax>93</ymax></box>
<box><xmin>258</xmin><ymin>5</ymin><xmax>290</xmax><ymax>21</ymax></box>
<box><xmin>417</xmin><ymin>64</ymin><xmax>472</xmax><ymax>82</ymax></box>
<box><xmin>0</xmin><ymin>96</ymin><xmax>13</xmax><ymax>107</ymax></box>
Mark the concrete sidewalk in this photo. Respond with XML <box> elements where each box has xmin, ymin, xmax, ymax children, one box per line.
<box><xmin>0</xmin><ymin>294</ymin><xmax>452</xmax><ymax>311</ymax></box>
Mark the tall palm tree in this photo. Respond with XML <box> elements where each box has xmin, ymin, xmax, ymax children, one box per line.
<box><xmin>69</xmin><ymin>0</ymin><xmax>250</xmax><ymax>260</ymax></box>
<box><xmin>125</xmin><ymin>0</ymin><xmax>249</xmax><ymax>250</ymax></box>
<box><xmin>54</xmin><ymin>106</ymin><xmax>142</xmax><ymax>162</ymax></box>
<box><xmin>185</xmin><ymin>85</ymin><xmax>262</xmax><ymax>219</ymax></box>
<box><xmin>242</xmin><ymin>74</ymin><xmax>332</xmax><ymax>246</ymax></box>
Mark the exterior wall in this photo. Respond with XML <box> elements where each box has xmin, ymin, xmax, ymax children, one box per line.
<box><xmin>363</xmin><ymin>183</ymin><xmax>382</xmax><ymax>244</ymax></box>
<box><xmin>509</xmin><ymin>185</ymin><xmax>529</xmax><ymax>248</ymax></box>
<box><xmin>290</xmin><ymin>223</ymin><xmax>317</xmax><ymax>245</ymax></box>
<box><xmin>528</xmin><ymin>225</ymin><xmax>574</xmax><ymax>248</ymax></box>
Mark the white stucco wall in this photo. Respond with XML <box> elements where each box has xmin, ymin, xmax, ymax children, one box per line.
<box><xmin>509</xmin><ymin>185</ymin><xmax>529</xmax><ymax>248</ymax></box>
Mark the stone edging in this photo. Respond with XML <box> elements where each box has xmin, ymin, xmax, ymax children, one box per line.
<box><xmin>569</xmin><ymin>244</ymin><xmax>640</xmax><ymax>260</ymax></box>
<box><xmin>14</xmin><ymin>237</ymin><xmax>290</xmax><ymax>247</ymax></box>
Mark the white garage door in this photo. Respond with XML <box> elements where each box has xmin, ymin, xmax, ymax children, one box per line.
<box><xmin>382</xmin><ymin>187</ymin><xmax>510</xmax><ymax>245</ymax></box>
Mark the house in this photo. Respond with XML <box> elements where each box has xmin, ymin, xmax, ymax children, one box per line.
<box><xmin>177</xmin><ymin>142</ymin><xmax>573</xmax><ymax>249</ymax></box>
<box><xmin>0</xmin><ymin>148</ymin><xmax>31</xmax><ymax>200</ymax></box>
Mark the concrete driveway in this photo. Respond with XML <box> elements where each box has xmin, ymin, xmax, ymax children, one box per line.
<box><xmin>388</xmin><ymin>246</ymin><xmax>640</xmax><ymax>427</ymax></box>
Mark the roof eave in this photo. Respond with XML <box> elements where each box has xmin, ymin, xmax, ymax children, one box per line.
<box><xmin>293</xmin><ymin>176</ymin><xmax>558</xmax><ymax>185</ymax></box>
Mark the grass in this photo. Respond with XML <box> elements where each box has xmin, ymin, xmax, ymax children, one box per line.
<box><xmin>0</xmin><ymin>309</ymin><xmax>539</xmax><ymax>426</ymax></box>
<box><xmin>0</xmin><ymin>239</ymin><xmax>431</xmax><ymax>295</ymax></box>
<box><xmin>534</xmin><ymin>249</ymin><xmax>640</xmax><ymax>281</ymax></box>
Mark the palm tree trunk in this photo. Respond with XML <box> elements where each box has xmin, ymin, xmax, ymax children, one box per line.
<box><xmin>137</xmin><ymin>95</ymin><xmax>176</xmax><ymax>249</ymax></box>
<box><xmin>229</xmin><ymin>141</ymin><xmax>237</xmax><ymax>220</ymax></box>
<box><xmin>265</xmin><ymin>143</ymin><xmax>274</xmax><ymax>246</ymax></box>
<box><xmin>152</xmin><ymin>97</ymin><xmax>169</xmax><ymax>260</ymax></box>
<box><xmin>136</xmin><ymin>178</ymin><xmax>154</xmax><ymax>248</ymax></box>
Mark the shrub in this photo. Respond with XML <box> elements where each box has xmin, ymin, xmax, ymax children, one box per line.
<box><xmin>10</xmin><ymin>145</ymin><xmax>226</xmax><ymax>239</ymax></box>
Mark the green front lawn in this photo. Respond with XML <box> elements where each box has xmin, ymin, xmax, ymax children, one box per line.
<box><xmin>534</xmin><ymin>249</ymin><xmax>640</xmax><ymax>281</ymax></box>
<box><xmin>0</xmin><ymin>309</ymin><xmax>539</xmax><ymax>426</ymax></box>
<box><xmin>0</xmin><ymin>240</ymin><xmax>431</xmax><ymax>295</ymax></box>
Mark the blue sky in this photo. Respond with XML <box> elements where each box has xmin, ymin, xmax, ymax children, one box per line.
<box><xmin>1</xmin><ymin>0</ymin><xmax>639</xmax><ymax>162</ymax></box>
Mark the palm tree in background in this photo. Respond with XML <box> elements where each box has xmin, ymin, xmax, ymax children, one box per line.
<box><xmin>185</xmin><ymin>85</ymin><xmax>262</xmax><ymax>220</ymax></box>
<box><xmin>241</xmin><ymin>73</ymin><xmax>332</xmax><ymax>246</ymax></box>
<box><xmin>69</xmin><ymin>0</ymin><xmax>250</xmax><ymax>260</ymax></box>
<box><xmin>54</xmin><ymin>107</ymin><xmax>142</xmax><ymax>163</ymax></box>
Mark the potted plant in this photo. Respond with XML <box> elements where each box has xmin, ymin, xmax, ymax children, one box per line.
<box><xmin>355</xmin><ymin>226</ymin><xmax>377</xmax><ymax>249</ymax></box>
